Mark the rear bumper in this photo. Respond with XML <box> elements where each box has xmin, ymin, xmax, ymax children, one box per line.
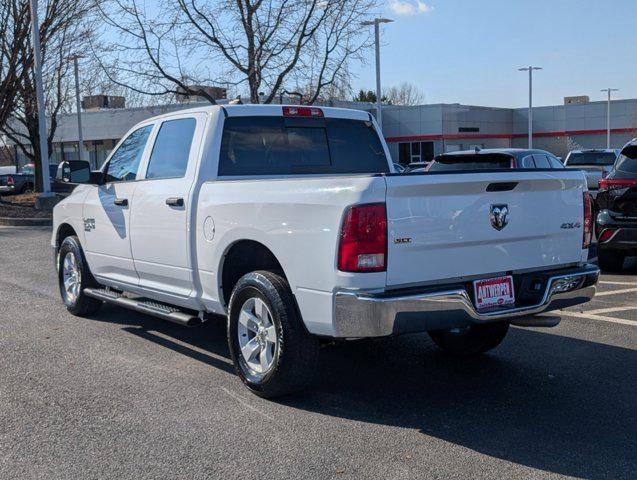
<box><xmin>333</xmin><ymin>264</ymin><xmax>599</xmax><ymax>338</ymax></box>
<box><xmin>0</xmin><ymin>185</ymin><xmax>15</xmax><ymax>193</ymax></box>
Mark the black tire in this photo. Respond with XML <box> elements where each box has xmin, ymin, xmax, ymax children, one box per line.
<box><xmin>21</xmin><ymin>183</ymin><xmax>34</xmax><ymax>194</ymax></box>
<box><xmin>227</xmin><ymin>270</ymin><xmax>319</xmax><ymax>398</ymax></box>
<box><xmin>597</xmin><ymin>249</ymin><xmax>624</xmax><ymax>272</ymax></box>
<box><xmin>429</xmin><ymin>321</ymin><xmax>510</xmax><ymax>356</ymax></box>
<box><xmin>57</xmin><ymin>235</ymin><xmax>102</xmax><ymax>316</ymax></box>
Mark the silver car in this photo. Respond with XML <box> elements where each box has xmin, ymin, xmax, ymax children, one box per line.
<box><xmin>563</xmin><ymin>149</ymin><xmax>621</xmax><ymax>198</ymax></box>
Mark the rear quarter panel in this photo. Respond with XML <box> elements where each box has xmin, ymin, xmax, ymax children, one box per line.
<box><xmin>195</xmin><ymin>175</ymin><xmax>386</xmax><ymax>335</ymax></box>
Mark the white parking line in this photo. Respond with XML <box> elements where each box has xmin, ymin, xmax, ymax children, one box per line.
<box><xmin>587</xmin><ymin>306</ymin><xmax>637</xmax><ymax>315</ymax></box>
<box><xmin>560</xmin><ymin>310</ymin><xmax>637</xmax><ymax>326</ymax></box>
<box><xmin>599</xmin><ymin>281</ymin><xmax>637</xmax><ymax>286</ymax></box>
<box><xmin>596</xmin><ymin>287</ymin><xmax>637</xmax><ymax>297</ymax></box>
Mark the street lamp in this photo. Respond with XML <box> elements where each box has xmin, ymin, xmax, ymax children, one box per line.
<box><xmin>518</xmin><ymin>66</ymin><xmax>542</xmax><ymax>148</ymax></box>
<box><xmin>69</xmin><ymin>55</ymin><xmax>88</xmax><ymax>167</ymax></box>
<box><xmin>601</xmin><ymin>88</ymin><xmax>619</xmax><ymax>149</ymax></box>
<box><xmin>28</xmin><ymin>0</ymin><xmax>52</xmax><ymax>196</ymax></box>
<box><xmin>362</xmin><ymin>18</ymin><xmax>393</xmax><ymax>131</ymax></box>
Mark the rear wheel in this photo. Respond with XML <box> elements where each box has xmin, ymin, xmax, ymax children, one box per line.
<box><xmin>57</xmin><ymin>235</ymin><xmax>102</xmax><ymax>316</ymax></box>
<box><xmin>429</xmin><ymin>322</ymin><xmax>509</xmax><ymax>356</ymax></box>
<box><xmin>227</xmin><ymin>270</ymin><xmax>319</xmax><ymax>398</ymax></box>
<box><xmin>21</xmin><ymin>183</ymin><xmax>34</xmax><ymax>194</ymax></box>
<box><xmin>597</xmin><ymin>249</ymin><xmax>624</xmax><ymax>272</ymax></box>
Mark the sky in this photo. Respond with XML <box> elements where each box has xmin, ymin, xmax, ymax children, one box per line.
<box><xmin>354</xmin><ymin>0</ymin><xmax>635</xmax><ymax>108</ymax></box>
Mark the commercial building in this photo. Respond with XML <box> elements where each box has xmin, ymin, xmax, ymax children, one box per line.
<box><xmin>2</xmin><ymin>95</ymin><xmax>636</xmax><ymax>170</ymax></box>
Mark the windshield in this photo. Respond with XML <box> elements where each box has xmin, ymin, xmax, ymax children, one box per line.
<box><xmin>428</xmin><ymin>154</ymin><xmax>512</xmax><ymax>172</ymax></box>
<box><xmin>566</xmin><ymin>152</ymin><xmax>616</xmax><ymax>166</ymax></box>
<box><xmin>615</xmin><ymin>146</ymin><xmax>637</xmax><ymax>174</ymax></box>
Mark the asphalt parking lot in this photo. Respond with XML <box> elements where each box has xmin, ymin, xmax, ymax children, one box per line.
<box><xmin>0</xmin><ymin>227</ymin><xmax>635</xmax><ymax>479</ymax></box>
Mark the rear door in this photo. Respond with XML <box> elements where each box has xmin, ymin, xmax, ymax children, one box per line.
<box><xmin>129</xmin><ymin>114</ymin><xmax>205</xmax><ymax>297</ymax></box>
<box><xmin>384</xmin><ymin>171</ymin><xmax>586</xmax><ymax>287</ymax></box>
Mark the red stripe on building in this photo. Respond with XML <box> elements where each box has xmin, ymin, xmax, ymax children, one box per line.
<box><xmin>385</xmin><ymin>127</ymin><xmax>637</xmax><ymax>143</ymax></box>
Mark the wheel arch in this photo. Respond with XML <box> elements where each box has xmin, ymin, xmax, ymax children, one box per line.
<box><xmin>219</xmin><ymin>239</ymin><xmax>288</xmax><ymax>307</ymax></box>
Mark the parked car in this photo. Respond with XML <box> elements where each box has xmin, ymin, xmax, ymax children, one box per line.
<box><xmin>595</xmin><ymin>140</ymin><xmax>637</xmax><ymax>271</ymax></box>
<box><xmin>406</xmin><ymin>161</ymin><xmax>430</xmax><ymax>172</ymax></box>
<box><xmin>52</xmin><ymin>104</ymin><xmax>598</xmax><ymax>398</ymax></box>
<box><xmin>393</xmin><ymin>162</ymin><xmax>407</xmax><ymax>173</ymax></box>
<box><xmin>563</xmin><ymin>149</ymin><xmax>621</xmax><ymax>199</ymax></box>
<box><xmin>0</xmin><ymin>163</ymin><xmax>76</xmax><ymax>196</ymax></box>
<box><xmin>426</xmin><ymin>148</ymin><xmax>564</xmax><ymax>172</ymax></box>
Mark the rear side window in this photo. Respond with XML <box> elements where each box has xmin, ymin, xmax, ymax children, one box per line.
<box><xmin>218</xmin><ymin>116</ymin><xmax>388</xmax><ymax>176</ymax></box>
<box><xmin>428</xmin><ymin>154</ymin><xmax>512</xmax><ymax>172</ymax></box>
<box><xmin>105</xmin><ymin>125</ymin><xmax>153</xmax><ymax>182</ymax></box>
<box><xmin>146</xmin><ymin>118</ymin><xmax>196</xmax><ymax>179</ymax></box>
<box><xmin>548</xmin><ymin>156</ymin><xmax>564</xmax><ymax>169</ymax></box>
<box><xmin>533</xmin><ymin>154</ymin><xmax>551</xmax><ymax>168</ymax></box>
<box><xmin>521</xmin><ymin>155</ymin><xmax>536</xmax><ymax>168</ymax></box>
<box><xmin>615</xmin><ymin>146</ymin><xmax>637</xmax><ymax>173</ymax></box>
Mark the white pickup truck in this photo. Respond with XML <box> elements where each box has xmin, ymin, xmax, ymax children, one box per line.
<box><xmin>52</xmin><ymin>104</ymin><xmax>599</xmax><ymax>398</ymax></box>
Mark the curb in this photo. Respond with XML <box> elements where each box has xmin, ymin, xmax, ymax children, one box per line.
<box><xmin>0</xmin><ymin>217</ymin><xmax>52</xmax><ymax>227</ymax></box>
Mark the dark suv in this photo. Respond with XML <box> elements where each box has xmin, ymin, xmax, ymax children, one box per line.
<box><xmin>595</xmin><ymin>139</ymin><xmax>637</xmax><ymax>271</ymax></box>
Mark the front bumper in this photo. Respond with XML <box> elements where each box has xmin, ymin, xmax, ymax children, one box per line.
<box><xmin>333</xmin><ymin>264</ymin><xmax>599</xmax><ymax>337</ymax></box>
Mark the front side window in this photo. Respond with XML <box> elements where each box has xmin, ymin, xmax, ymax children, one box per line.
<box><xmin>146</xmin><ymin>118</ymin><xmax>197</xmax><ymax>179</ymax></box>
<box><xmin>104</xmin><ymin>125</ymin><xmax>153</xmax><ymax>182</ymax></box>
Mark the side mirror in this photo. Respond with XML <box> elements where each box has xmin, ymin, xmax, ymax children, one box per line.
<box><xmin>59</xmin><ymin>160</ymin><xmax>101</xmax><ymax>184</ymax></box>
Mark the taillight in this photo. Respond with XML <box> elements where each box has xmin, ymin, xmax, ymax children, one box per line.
<box><xmin>599</xmin><ymin>178</ymin><xmax>637</xmax><ymax>189</ymax></box>
<box><xmin>6</xmin><ymin>176</ymin><xmax>14</xmax><ymax>186</ymax></box>
<box><xmin>338</xmin><ymin>204</ymin><xmax>387</xmax><ymax>272</ymax></box>
<box><xmin>598</xmin><ymin>228</ymin><xmax>617</xmax><ymax>243</ymax></box>
<box><xmin>282</xmin><ymin>106</ymin><xmax>323</xmax><ymax>117</ymax></box>
<box><xmin>583</xmin><ymin>192</ymin><xmax>592</xmax><ymax>249</ymax></box>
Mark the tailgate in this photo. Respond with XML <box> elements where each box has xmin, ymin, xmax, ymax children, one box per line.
<box><xmin>384</xmin><ymin>171</ymin><xmax>586</xmax><ymax>287</ymax></box>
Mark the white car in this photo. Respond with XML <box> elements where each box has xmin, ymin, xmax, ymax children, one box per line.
<box><xmin>563</xmin><ymin>149</ymin><xmax>621</xmax><ymax>198</ymax></box>
<box><xmin>52</xmin><ymin>104</ymin><xmax>599</xmax><ymax>398</ymax></box>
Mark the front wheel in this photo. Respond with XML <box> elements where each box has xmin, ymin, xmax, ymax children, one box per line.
<box><xmin>227</xmin><ymin>270</ymin><xmax>319</xmax><ymax>398</ymax></box>
<box><xmin>428</xmin><ymin>321</ymin><xmax>509</xmax><ymax>356</ymax></box>
<box><xmin>57</xmin><ymin>235</ymin><xmax>102</xmax><ymax>316</ymax></box>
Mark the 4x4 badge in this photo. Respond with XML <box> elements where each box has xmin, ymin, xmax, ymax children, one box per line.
<box><xmin>83</xmin><ymin>218</ymin><xmax>95</xmax><ymax>232</ymax></box>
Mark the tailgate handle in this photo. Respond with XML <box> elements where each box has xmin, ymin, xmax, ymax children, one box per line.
<box><xmin>486</xmin><ymin>182</ymin><xmax>518</xmax><ymax>192</ymax></box>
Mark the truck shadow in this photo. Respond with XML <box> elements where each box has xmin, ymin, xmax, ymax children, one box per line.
<box><xmin>91</xmin><ymin>306</ymin><xmax>636</xmax><ymax>479</ymax></box>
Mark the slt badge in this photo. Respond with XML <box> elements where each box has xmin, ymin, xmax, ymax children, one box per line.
<box><xmin>490</xmin><ymin>204</ymin><xmax>509</xmax><ymax>231</ymax></box>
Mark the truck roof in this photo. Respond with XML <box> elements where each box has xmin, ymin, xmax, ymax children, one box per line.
<box><xmin>143</xmin><ymin>104</ymin><xmax>371</xmax><ymax>123</ymax></box>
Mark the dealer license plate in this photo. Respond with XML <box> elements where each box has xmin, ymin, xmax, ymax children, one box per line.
<box><xmin>473</xmin><ymin>275</ymin><xmax>515</xmax><ymax>311</ymax></box>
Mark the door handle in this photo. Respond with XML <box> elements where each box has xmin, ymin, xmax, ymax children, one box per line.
<box><xmin>114</xmin><ymin>197</ymin><xmax>128</xmax><ymax>206</ymax></box>
<box><xmin>166</xmin><ymin>197</ymin><xmax>184</xmax><ymax>207</ymax></box>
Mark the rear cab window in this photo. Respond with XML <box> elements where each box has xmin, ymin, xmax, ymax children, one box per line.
<box><xmin>428</xmin><ymin>154</ymin><xmax>512</xmax><ymax>172</ymax></box>
<box><xmin>218</xmin><ymin>116</ymin><xmax>389</xmax><ymax>176</ymax></box>
<box><xmin>566</xmin><ymin>151</ymin><xmax>617</xmax><ymax>166</ymax></box>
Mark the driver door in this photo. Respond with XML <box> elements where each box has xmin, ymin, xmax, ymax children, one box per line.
<box><xmin>82</xmin><ymin>124</ymin><xmax>155</xmax><ymax>286</ymax></box>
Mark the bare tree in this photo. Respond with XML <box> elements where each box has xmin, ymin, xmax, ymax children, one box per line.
<box><xmin>384</xmin><ymin>82</ymin><xmax>425</xmax><ymax>106</ymax></box>
<box><xmin>97</xmin><ymin>0</ymin><xmax>377</xmax><ymax>104</ymax></box>
<box><xmin>0</xmin><ymin>0</ymin><xmax>30</xmax><ymax>131</ymax></box>
<box><xmin>0</xmin><ymin>0</ymin><xmax>98</xmax><ymax>191</ymax></box>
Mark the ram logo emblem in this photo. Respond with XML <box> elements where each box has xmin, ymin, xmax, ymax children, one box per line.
<box><xmin>490</xmin><ymin>204</ymin><xmax>509</xmax><ymax>231</ymax></box>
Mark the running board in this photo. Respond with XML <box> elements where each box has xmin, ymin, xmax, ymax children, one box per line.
<box><xmin>84</xmin><ymin>288</ymin><xmax>202</xmax><ymax>327</ymax></box>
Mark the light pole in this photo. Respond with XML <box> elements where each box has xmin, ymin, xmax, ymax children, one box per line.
<box><xmin>601</xmin><ymin>88</ymin><xmax>618</xmax><ymax>149</ymax></box>
<box><xmin>518</xmin><ymin>66</ymin><xmax>542</xmax><ymax>148</ymax></box>
<box><xmin>28</xmin><ymin>0</ymin><xmax>52</xmax><ymax>195</ymax></box>
<box><xmin>70</xmin><ymin>55</ymin><xmax>88</xmax><ymax>167</ymax></box>
<box><xmin>362</xmin><ymin>18</ymin><xmax>393</xmax><ymax>131</ymax></box>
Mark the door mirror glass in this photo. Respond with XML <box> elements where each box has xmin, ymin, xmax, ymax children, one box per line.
<box><xmin>60</xmin><ymin>160</ymin><xmax>91</xmax><ymax>184</ymax></box>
